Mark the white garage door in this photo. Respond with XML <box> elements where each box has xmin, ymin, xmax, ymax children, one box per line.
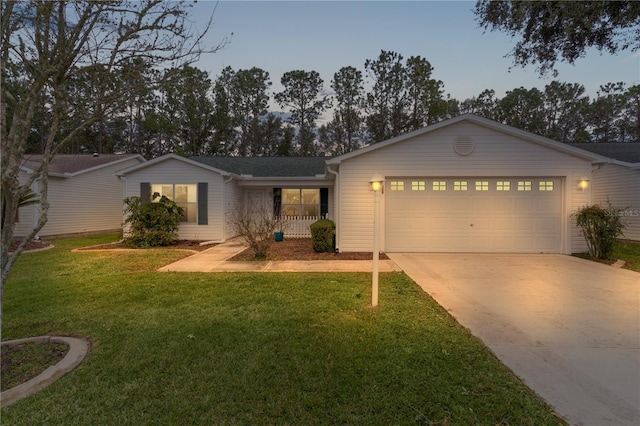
<box><xmin>385</xmin><ymin>178</ymin><xmax>562</xmax><ymax>253</ymax></box>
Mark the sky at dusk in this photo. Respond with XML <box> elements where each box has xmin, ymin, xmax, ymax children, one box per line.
<box><xmin>191</xmin><ymin>0</ymin><xmax>639</xmax><ymax>110</ymax></box>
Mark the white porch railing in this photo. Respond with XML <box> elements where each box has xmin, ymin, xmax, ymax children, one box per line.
<box><xmin>281</xmin><ymin>215</ymin><xmax>328</xmax><ymax>238</ymax></box>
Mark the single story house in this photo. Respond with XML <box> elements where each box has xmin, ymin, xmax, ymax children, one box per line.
<box><xmin>569</xmin><ymin>143</ymin><xmax>640</xmax><ymax>241</ymax></box>
<box><xmin>117</xmin><ymin>114</ymin><xmax>637</xmax><ymax>253</ymax></box>
<box><xmin>117</xmin><ymin>155</ymin><xmax>333</xmax><ymax>242</ymax></box>
<box><xmin>16</xmin><ymin>154</ymin><xmax>145</xmax><ymax>238</ymax></box>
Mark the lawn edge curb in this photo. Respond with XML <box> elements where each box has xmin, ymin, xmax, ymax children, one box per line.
<box><xmin>1</xmin><ymin>336</ymin><xmax>90</xmax><ymax>408</ymax></box>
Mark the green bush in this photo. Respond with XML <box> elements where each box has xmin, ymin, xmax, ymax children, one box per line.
<box><xmin>123</xmin><ymin>193</ymin><xmax>184</xmax><ymax>247</ymax></box>
<box><xmin>310</xmin><ymin>219</ymin><xmax>335</xmax><ymax>253</ymax></box>
<box><xmin>574</xmin><ymin>203</ymin><xmax>625</xmax><ymax>260</ymax></box>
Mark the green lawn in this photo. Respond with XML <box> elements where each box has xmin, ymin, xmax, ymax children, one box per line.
<box><xmin>2</xmin><ymin>234</ymin><xmax>564</xmax><ymax>425</ymax></box>
<box><xmin>613</xmin><ymin>240</ymin><xmax>640</xmax><ymax>272</ymax></box>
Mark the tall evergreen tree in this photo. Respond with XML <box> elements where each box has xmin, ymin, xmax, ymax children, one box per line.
<box><xmin>459</xmin><ymin>89</ymin><xmax>498</xmax><ymax>119</ymax></box>
<box><xmin>590</xmin><ymin>82</ymin><xmax>627</xmax><ymax>143</ymax></box>
<box><xmin>365</xmin><ymin>50</ymin><xmax>407</xmax><ymax>142</ymax></box>
<box><xmin>321</xmin><ymin>66</ymin><xmax>365</xmax><ymax>155</ymax></box>
<box><xmin>162</xmin><ymin>66</ymin><xmax>216</xmax><ymax>156</ymax></box>
<box><xmin>405</xmin><ymin>56</ymin><xmax>448</xmax><ymax>129</ymax></box>
<box><xmin>231</xmin><ymin>67</ymin><xmax>272</xmax><ymax>156</ymax></box>
<box><xmin>211</xmin><ymin>67</ymin><xmax>237</xmax><ymax>155</ymax></box>
<box><xmin>620</xmin><ymin>85</ymin><xmax>640</xmax><ymax>143</ymax></box>
<box><xmin>542</xmin><ymin>81</ymin><xmax>590</xmax><ymax>143</ymax></box>
<box><xmin>495</xmin><ymin>87</ymin><xmax>546</xmax><ymax>135</ymax></box>
<box><xmin>275</xmin><ymin>70</ymin><xmax>330</xmax><ymax>155</ymax></box>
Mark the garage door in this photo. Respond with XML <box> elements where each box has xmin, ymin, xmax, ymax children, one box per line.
<box><xmin>385</xmin><ymin>178</ymin><xmax>562</xmax><ymax>253</ymax></box>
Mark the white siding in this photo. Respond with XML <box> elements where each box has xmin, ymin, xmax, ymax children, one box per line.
<box><xmin>336</xmin><ymin>122</ymin><xmax>591</xmax><ymax>254</ymax></box>
<box><xmin>15</xmin><ymin>157</ymin><xmax>143</xmax><ymax>237</ymax></box>
<box><xmin>327</xmin><ymin>186</ymin><xmax>335</xmax><ymax>220</ymax></box>
<box><xmin>14</xmin><ymin>170</ymin><xmax>37</xmax><ymax>237</ymax></box>
<box><xmin>123</xmin><ymin>158</ymin><xmax>225</xmax><ymax>241</ymax></box>
<box><xmin>223</xmin><ymin>179</ymin><xmax>243</xmax><ymax>240</ymax></box>
<box><xmin>592</xmin><ymin>164</ymin><xmax>640</xmax><ymax>241</ymax></box>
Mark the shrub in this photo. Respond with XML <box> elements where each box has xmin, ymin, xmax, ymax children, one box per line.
<box><xmin>227</xmin><ymin>205</ymin><xmax>288</xmax><ymax>259</ymax></box>
<box><xmin>310</xmin><ymin>219</ymin><xmax>335</xmax><ymax>253</ymax></box>
<box><xmin>574</xmin><ymin>203</ymin><xmax>625</xmax><ymax>260</ymax></box>
<box><xmin>123</xmin><ymin>193</ymin><xmax>184</xmax><ymax>247</ymax></box>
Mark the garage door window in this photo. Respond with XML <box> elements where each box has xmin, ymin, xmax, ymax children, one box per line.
<box><xmin>496</xmin><ymin>181</ymin><xmax>511</xmax><ymax>191</ymax></box>
<box><xmin>432</xmin><ymin>181</ymin><xmax>447</xmax><ymax>191</ymax></box>
<box><xmin>454</xmin><ymin>181</ymin><xmax>468</xmax><ymax>191</ymax></box>
<box><xmin>539</xmin><ymin>181</ymin><xmax>554</xmax><ymax>191</ymax></box>
<box><xmin>518</xmin><ymin>181</ymin><xmax>532</xmax><ymax>191</ymax></box>
<box><xmin>475</xmin><ymin>181</ymin><xmax>489</xmax><ymax>191</ymax></box>
<box><xmin>390</xmin><ymin>181</ymin><xmax>404</xmax><ymax>191</ymax></box>
<box><xmin>412</xmin><ymin>181</ymin><xmax>426</xmax><ymax>191</ymax></box>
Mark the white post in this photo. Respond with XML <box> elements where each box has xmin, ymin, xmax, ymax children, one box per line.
<box><xmin>372</xmin><ymin>188</ymin><xmax>380</xmax><ymax>307</ymax></box>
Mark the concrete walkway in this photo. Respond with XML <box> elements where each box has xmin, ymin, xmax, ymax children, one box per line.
<box><xmin>388</xmin><ymin>253</ymin><xmax>640</xmax><ymax>426</ymax></box>
<box><xmin>158</xmin><ymin>238</ymin><xmax>401</xmax><ymax>272</ymax></box>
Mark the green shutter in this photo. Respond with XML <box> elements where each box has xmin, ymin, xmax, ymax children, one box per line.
<box><xmin>140</xmin><ymin>182</ymin><xmax>151</xmax><ymax>202</ymax></box>
<box><xmin>273</xmin><ymin>188</ymin><xmax>282</xmax><ymax>217</ymax></box>
<box><xmin>197</xmin><ymin>182</ymin><xmax>208</xmax><ymax>225</ymax></box>
<box><xmin>320</xmin><ymin>188</ymin><xmax>328</xmax><ymax>218</ymax></box>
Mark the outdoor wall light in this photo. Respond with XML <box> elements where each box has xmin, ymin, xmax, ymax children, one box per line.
<box><xmin>370</xmin><ymin>174</ymin><xmax>384</xmax><ymax>192</ymax></box>
<box><xmin>578</xmin><ymin>179</ymin><xmax>590</xmax><ymax>190</ymax></box>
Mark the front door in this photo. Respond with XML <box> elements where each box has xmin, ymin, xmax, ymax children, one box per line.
<box><xmin>246</xmin><ymin>190</ymin><xmax>265</xmax><ymax>220</ymax></box>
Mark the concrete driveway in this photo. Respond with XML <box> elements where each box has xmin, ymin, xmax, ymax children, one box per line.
<box><xmin>387</xmin><ymin>253</ymin><xmax>640</xmax><ymax>426</ymax></box>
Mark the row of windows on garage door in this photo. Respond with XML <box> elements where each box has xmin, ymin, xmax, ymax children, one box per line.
<box><xmin>384</xmin><ymin>178</ymin><xmax>562</xmax><ymax>253</ymax></box>
<box><xmin>388</xmin><ymin>179</ymin><xmax>555</xmax><ymax>192</ymax></box>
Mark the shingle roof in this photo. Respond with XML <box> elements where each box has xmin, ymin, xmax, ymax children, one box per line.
<box><xmin>190</xmin><ymin>156</ymin><xmax>328</xmax><ymax>177</ymax></box>
<box><xmin>22</xmin><ymin>154</ymin><xmax>141</xmax><ymax>175</ymax></box>
<box><xmin>569</xmin><ymin>143</ymin><xmax>640</xmax><ymax>163</ymax></box>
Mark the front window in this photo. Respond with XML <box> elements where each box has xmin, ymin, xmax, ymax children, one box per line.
<box><xmin>151</xmin><ymin>184</ymin><xmax>197</xmax><ymax>223</ymax></box>
<box><xmin>282</xmin><ymin>189</ymin><xmax>319</xmax><ymax>217</ymax></box>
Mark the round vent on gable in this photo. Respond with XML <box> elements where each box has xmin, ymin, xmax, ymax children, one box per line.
<box><xmin>453</xmin><ymin>136</ymin><xmax>474</xmax><ymax>156</ymax></box>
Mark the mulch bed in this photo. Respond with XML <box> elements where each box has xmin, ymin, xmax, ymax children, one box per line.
<box><xmin>229</xmin><ymin>238</ymin><xmax>388</xmax><ymax>261</ymax></box>
<box><xmin>9</xmin><ymin>239</ymin><xmax>51</xmax><ymax>252</ymax></box>
<box><xmin>1</xmin><ymin>342</ymin><xmax>68</xmax><ymax>392</ymax></box>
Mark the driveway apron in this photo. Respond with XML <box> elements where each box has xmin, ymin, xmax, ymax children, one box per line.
<box><xmin>388</xmin><ymin>253</ymin><xmax>640</xmax><ymax>426</ymax></box>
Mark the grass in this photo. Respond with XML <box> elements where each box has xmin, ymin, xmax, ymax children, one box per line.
<box><xmin>613</xmin><ymin>240</ymin><xmax>640</xmax><ymax>272</ymax></box>
<box><xmin>2</xmin><ymin>234</ymin><xmax>565</xmax><ymax>425</ymax></box>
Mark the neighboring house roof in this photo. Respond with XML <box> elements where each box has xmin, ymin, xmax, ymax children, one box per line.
<box><xmin>327</xmin><ymin>114</ymin><xmax>611</xmax><ymax>165</ymax></box>
<box><xmin>116</xmin><ymin>153</ymin><xmax>329</xmax><ymax>180</ymax></box>
<box><xmin>568</xmin><ymin>143</ymin><xmax>640</xmax><ymax>164</ymax></box>
<box><xmin>21</xmin><ymin>154</ymin><xmax>144</xmax><ymax>177</ymax></box>
<box><xmin>190</xmin><ymin>156</ymin><xmax>328</xmax><ymax>177</ymax></box>
<box><xmin>116</xmin><ymin>153</ymin><xmax>234</xmax><ymax>177</ymax></box>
